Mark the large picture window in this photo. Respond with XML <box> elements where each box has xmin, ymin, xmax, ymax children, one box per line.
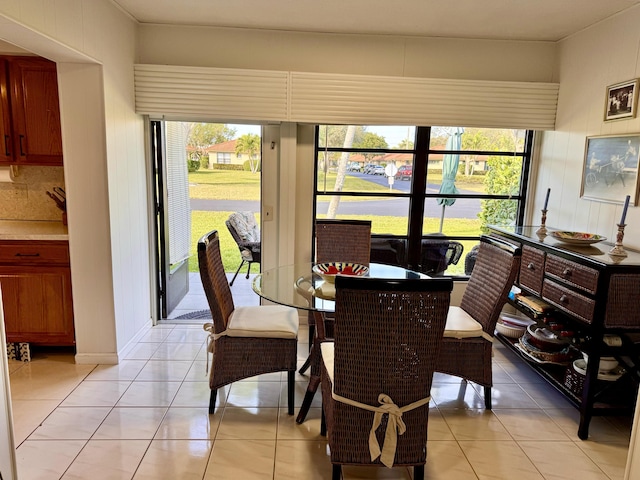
<box><xmin>314</xmin><ymin>125</ymin><xmax>533</xmax><ymax>276</ymax></box>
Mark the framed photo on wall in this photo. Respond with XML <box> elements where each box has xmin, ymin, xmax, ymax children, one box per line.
<box><xmin>581</xmin><ymin>134</ymin><xmax>640</xmax><ymax>204</ymax></box>
<box><xmin>605</xmin><ymin>79</ymin><xmax>639</xmax><ymax>121</ymax></box>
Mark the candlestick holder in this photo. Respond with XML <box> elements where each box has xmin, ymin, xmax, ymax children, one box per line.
<box><xmin>609</xmin><ymin>223</ymin><xmax>628</xmax><ymax>257</ymax></box>
<box><xmin>536</xmin><ymin>209</ymin><xmax>548</xmax><ymax>237</ymax></box>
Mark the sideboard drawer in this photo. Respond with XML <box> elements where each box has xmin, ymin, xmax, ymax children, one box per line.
<box><xmin>0</xmin><ymin>241</ymin><xmax>70</xmax><ymax>265</ymax></box>
<box><xmin>545</xmin><ymin>254</ymin><xmax>599</xmax><ymax>294</ymax></box>
<box><xmin>519</xmin><ymin>245</ymin><xmax>545</xmax><ymax>294</ymax></box>
<box><xmin>542</xmin><ymin>279</ymin><xmax>596</xmax><ymax>324</ymax></box>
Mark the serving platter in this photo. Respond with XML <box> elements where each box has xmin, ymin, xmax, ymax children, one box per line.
<box><xmin>550</xmin><ymin>231</ymin><xmax>606</xmax><ymax>245</ymax></box>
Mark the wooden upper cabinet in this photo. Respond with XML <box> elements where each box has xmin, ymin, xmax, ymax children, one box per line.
<box><xmin>0</xmin><ymin>60</ymin><xmax>12</xmax><ymax>164</ymax></box>
<box><xmin>3</xmin><ymin>56</ymin><xmax>63</xmax><ymax>166</ymax></box>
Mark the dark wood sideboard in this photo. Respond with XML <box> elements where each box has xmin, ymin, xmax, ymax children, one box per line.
<box><xmin>489</xmin><ymin>225</ymin><xmax>640</xmax><ymax>439</ymax></box>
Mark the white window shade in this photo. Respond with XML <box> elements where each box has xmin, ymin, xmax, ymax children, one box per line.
<box><xmin>135</xmin><ymin>64</ymin><xmax>559</xmax><ymax>130</ymax></box>
<box><xmin>165</xmin><ymin>121</ymin><xmax>191</xmax><ymax>266</ymax></box>
<box><xmin>289</xmin><ymin>72</ymin><xmax>558</xmax><ymax>130</ymax></box>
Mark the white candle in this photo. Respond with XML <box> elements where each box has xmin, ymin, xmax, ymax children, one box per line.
<box><xmin>543</xmin><ymin>188</ymin><xmax>550</xmax><ymax>210</ymax></box>
<box><xmin>620</xmin><ymin>195</ymin><xmax>631</xmax><ymax>225</ymax></box>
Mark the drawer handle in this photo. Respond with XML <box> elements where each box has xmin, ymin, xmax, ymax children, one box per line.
<box><xmin>559</xmin><ymin>294</ymin><xmax>568</xmax><ymax>303</ymax></box>
<box><xmin>563</xmin><ymin>268</ymin><xmax>572</xmax><ymax>276</ymax></box>
<box><xmin>15</xmin><ymin>253</ymin><xmax>40</xmax><ymax>257</ymax></box>
<box><xmin>19</xmin><ymin>135</ymin><xmax>26</xmax><ymax>156</ymax></box>
<box><xmin>527</xmin><ymin>262</ymin><xmax>535</xmax><ymax>270</ymax></box>
<box><xmin>4</xmin><ymin>135</ymin><xmax>9</xmax><ymax>156</ymax></box>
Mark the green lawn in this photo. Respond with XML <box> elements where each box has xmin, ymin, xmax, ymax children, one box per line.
<box><xmin>188</xmin><ymin>211</ymin><xmax>251</xmax><ymax>274</ymax></box>
<box><xmin>190</xmin><ymin>170</ymin><xmax>261</xmax><ymax>200</ymax></box>
<box><xmin>187</xmin><ymin>169</ymin><xmax>482</xmax><ymax>275</ymax></box>
<box><xmin>188</xmin><ymin>209</ymin><xmax>479</xmax><ymax>276</ymax></box>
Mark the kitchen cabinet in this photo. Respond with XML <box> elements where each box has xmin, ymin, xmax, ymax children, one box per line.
<box><xmin>490</xmin><ymin>225</ymin><xmax>640</xmax><ymax>439</ymax></box>
<box><xmin>0</xmin><ymin>240</ymin><xmax>74</xmax><ymax>346</ymax></box>
<box><xmin>0</xmin><ymin>56</ymin><xmax>63</xmax><ymax>166</ymax></box>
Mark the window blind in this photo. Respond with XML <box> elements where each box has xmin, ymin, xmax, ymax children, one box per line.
<box><xmin>135</xmin><ymin>64</ymin><xmax>559</xmax><ymax>130</ymax></box>
<box><xmin>165</xmin><ymin>121</ymin><xmax>191</xmax><ymax>266</ymax></box>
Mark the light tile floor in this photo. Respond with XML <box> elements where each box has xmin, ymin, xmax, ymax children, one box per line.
<box><xmin>7</xmin><ymin>274</ymin><xmax>634</xmax><ymax>479</ymax></box>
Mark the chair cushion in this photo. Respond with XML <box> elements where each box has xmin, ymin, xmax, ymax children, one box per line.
<box><xmin>227</xmin><ymin>305</ymin><xmax>298</xmax><ymax>339</ymax></box>
<box><xmin>229</xmin><ymin>212</ymin><xmax>260</xmax><ymax>242</ymax></box>
<box><xmin>320</xmin><ymin>342</ymin><xmax>335</xmax><ymax>383</ymax></box>
<box><xmin>444</xmin><ymin>306</ymin><xmax>485</xmax><ymax>338</ymax></box>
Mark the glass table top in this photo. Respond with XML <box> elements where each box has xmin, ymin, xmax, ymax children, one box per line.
<box><xmin>252</xmin><ymin>262</ymin><xmax>427</xmax><ymax>312</ymax></box>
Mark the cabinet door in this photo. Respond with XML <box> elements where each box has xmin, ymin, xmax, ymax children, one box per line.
<box><xmin>0</xmin><ymin>59</ymin><xmax>12</xmax><ymax>164</ymax></box>
<box><xmin>8</xmin><ymin>57</ymin><xmax>63</xmax><ymax>165</ymax></box>
<box><xmin>0</xmin><ymin>266</ymin><xmax>75</xmax><ymax>345</ymax></box>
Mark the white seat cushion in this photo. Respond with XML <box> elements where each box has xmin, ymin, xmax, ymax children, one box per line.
<box><xmin>444</xmin><ymin>306</ymin><xmax>485</xmax><ymax>339</ymax></box>
<box><xmin>227</xmin><ymin>305</ymin><xmax>298</xmax><ymax>339</ymax></box>
<box><xmin>320</xmin><ymin>342</ymin><xmax>335</xmax><ymax>383</ymax></box>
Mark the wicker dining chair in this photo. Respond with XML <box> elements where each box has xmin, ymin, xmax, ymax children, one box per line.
<box><xmin>300</xmin><ymin>218</ymin><xmax>372</xmax><ymax>353</ymax></box>
<box><xmin>296</xmin><ymin>219</ymin><xmax>372</xmax><ymax>423</ymax></box>
<box><xmin>320</xmin><ymin>275</ymin><xmax>453</xmax><ymax>480</ymax></box>
<box><xmin>436</xmin><ymin>235</ymin><xmax>522</xmax><ymax>409</ymax></box>
<box><xmin>315</xmin><ymin>219</ymin><xmax>372</xmax><ymax>266</ymax></box>
<box><xmin>198</xmin><ymin>230</ymin><xmax>298</xmax><ymax>414</ymax></box>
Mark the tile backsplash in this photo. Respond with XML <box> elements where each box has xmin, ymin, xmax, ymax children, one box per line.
<box><xmin>0</xmin><ymin>165</ymin><xmax>66</xmax><ymax>221</ymax></box>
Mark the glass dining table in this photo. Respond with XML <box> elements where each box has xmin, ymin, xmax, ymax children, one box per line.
<box><xmin>252</xmin><ymin>262</ymin><xmax>428</xmax><ymax>423</ymax></box>
<box><xmin>252</xmin><ymin>262</ymin><xmax>427</xmax><ymax>312</ymax></box>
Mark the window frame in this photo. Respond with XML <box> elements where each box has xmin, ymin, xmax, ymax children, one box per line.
<box><xmin>313</xmin><ymin>125</ymin><xmax>534</xmax><ymax>275</ymax></box>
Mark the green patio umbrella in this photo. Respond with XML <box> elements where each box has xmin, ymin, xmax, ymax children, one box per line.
<box><xmin>437</xmin><ymin>127</ymin><xmax>464</xmax><ymax>232</ymax></box>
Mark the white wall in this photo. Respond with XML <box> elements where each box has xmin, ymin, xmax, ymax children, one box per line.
<box><xmin>0</xmin><ymin>0</ymin><xmax>151</xmax><ymax>361</ymax></box>
<box><xmin>138</xmin><ymin>25</ymin><xmax>556</xmax><ymax>82</ymax></box>
<box><xmin>536</xmin><ymin>6</ymin><xmax>640</xmax><ymax>248</ymax></box>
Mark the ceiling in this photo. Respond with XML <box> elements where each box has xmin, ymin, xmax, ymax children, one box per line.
<box><xmin>113</xmin><ymin>0</ymin><xmax>640</xmax><ymax>42</ymax></box>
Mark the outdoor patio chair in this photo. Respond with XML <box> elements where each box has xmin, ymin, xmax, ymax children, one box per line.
<box><xmin>320</xmin><ymin>275</ymin><xmax>453</xmax><ymax>480</ymax></box>
<box><xmin>419</xmin><ymin>238</ymin><xmax>464</xmax><ymax>275</ymax></box>
<box><xmin>436</xmin><ymin>235</ymin><xmax>521</xmax><ymax>409</ymax></box>
<box><xmin>226</xmin><ymin>211</ymin><xmax>261</xmax><ymax>286</ymax></box>
<box><xmin>198</xmin><ymin>229</ymin><xmax>298</xmax><ymax>414</ymax></box>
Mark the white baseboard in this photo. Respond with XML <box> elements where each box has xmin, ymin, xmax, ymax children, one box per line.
<box><xmin>75</xmin><ymin>322</ymin><xmax>153</xmax><ymax>365</ymax></box>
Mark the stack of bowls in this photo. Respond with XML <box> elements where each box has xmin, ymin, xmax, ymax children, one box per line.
<box><xmin>518</xmin><ymin>324</ymin><xmax>577</xmax><ymax>363</ymax></box>
<box><xmin>582</xmin><ymin>353</ymin><xmax>619</xmax><ymax>373</ymax></box>
<box><xmin>495</xmin><ymin>314</ymin><xmax>534</xmax><ymax>339</ymax></box>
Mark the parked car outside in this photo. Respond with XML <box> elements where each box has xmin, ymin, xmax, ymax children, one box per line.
<box><xmin>371</xmin><ymin>165</ymin><xmax>385</xmax><ymax>175</ymax></box>
<box><xmin>395</xmin><ymin>165</ymin><xmax>412</xmax><ymax>180</ymax></box>
<box><xmin>363</xmin><ymin>164</ymin><xmax>376</xmax><ymax>174</ymax></box>
<box><xmin>347</xmin><ymin>162</ymin><xmax>362</xmax><ymax>172</ymax></box>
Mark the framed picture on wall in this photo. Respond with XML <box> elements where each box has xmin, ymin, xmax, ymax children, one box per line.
<box><xmin>581</xmin><ymin>134</ymin><xmax>640</xmax><ymax>204</ymax></box>
<box><xmin>604</xmin><ymin>79</ymin><xmax>639</xmax><ymax>121</ymax></box>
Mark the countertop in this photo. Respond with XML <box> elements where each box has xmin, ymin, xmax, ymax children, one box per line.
<box><xmin>0</xmin><ymin>220</ymin><xmax>69</xmax><ymax>241</ymax></box>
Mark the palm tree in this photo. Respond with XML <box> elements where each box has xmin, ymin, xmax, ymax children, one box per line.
<box><xmin>235</xmin><ymin>133</ymin><xmax>261</xmax><ymax>173</ymax></box>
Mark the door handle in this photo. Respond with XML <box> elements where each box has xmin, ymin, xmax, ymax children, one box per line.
<box><xmin>4</xmin><ymin>135</ymin><xmax>9</xmax><ymax>156</ymax></box>
<box><xmin>19</xmin><ymin>135</ymin><xmax>25</xmax><ymax>156</ymax></box>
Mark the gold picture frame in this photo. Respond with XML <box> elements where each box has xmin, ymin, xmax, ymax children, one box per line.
<box><xmin>605</xmin><ymin>79</ymin><xmax>639</xmax><ymax>121</ymax></box>
<box><xmin>581</xmin><ymin>134</ymin><xmax>640</xmax><ymax>205</ymax></box>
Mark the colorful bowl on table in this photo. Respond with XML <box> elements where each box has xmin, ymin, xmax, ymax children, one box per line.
<box><xmin>312</xmin><ymin>262</ymin><xmax>369</xmax><ymax>284</ymax></box>
<box><xmin>550</xmin><ymin>231</ymin><xmax>606</xmax><ymax>245</ymax></box>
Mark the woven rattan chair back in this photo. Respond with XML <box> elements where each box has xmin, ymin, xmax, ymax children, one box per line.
<box><xmin>315</xmin><ymin>219</ymin><xmax>372</xmax><ymax>265</ymax></box>
<box><xmin>197</xmin><ymin>230</ymin><xmax>235</xmax><ymax>335</ymax></box>
<box><xmin>459</xmin><ymin>235</ymin><xmax>521</xmax><ymax>334</ymax></box>
<box><xmin>322</xmin><ymin>276</ymin><xmax>452</xmax><ymax>478</ymax></box>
